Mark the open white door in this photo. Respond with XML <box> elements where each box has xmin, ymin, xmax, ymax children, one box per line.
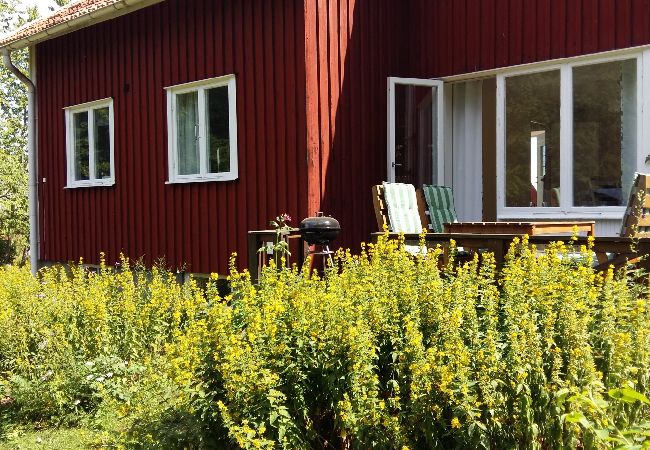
<box><xmin>387</xmin><ymin>77</ymin><xmax>444</xmax><ymax>186</ymax></box>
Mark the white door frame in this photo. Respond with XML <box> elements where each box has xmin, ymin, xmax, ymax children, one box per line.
<box><xmin>387</xmin><ymin>77</ymin><xmax>445</xmax><ymax>184</ymax></box>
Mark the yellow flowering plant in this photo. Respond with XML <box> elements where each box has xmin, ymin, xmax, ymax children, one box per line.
<box><xmin>0</xmin><ymin>235</ymin><xmax>649</xmax><ymax>449</ymax></box>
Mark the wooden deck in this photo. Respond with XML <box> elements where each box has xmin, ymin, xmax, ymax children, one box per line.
<box><xmin>370</xmin><ymin>232</ymin><xmax>650</xmax><ymax>270</ymax></box>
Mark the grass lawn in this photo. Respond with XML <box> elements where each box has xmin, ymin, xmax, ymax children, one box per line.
<box><xmin>0</xmin><ymin>427</ymin><xmax>101</xmax><ymax>450</ymax></box>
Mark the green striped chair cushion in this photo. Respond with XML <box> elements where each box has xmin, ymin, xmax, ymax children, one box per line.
<box><xmin>382</xmin><ymin>182</ymin><xmax>423</xmax><ymax>234</ymax></box>
<box><xmin>422</xmin><ymin>184</ymin><xmax>458</xmax><ymax>233</ymax></box>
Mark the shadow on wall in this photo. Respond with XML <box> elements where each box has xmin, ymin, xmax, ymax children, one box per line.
<box><xmin>310</xmin><ymin>0</ymin><xmax>410</xmax><ymax>253</ymax></box>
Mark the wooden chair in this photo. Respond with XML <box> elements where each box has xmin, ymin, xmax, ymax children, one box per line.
<box><xmin>372</xmin><ymin>183</ymin><xmax>428</xmax><ymax>232</ymax></box>
<box><xmin>620</xmin><ymin>173</ymin><xmax>650</xmax><ymax>238</ymax></box>
<box><xmin>421</xmin><ymin>184</ymin><xmax>458</xmax><ymax>233</ymax></box>
<box><xmin>595</xmin><ymin>173</ymin><xmax>650</xmax><ymax>271</ymax></box>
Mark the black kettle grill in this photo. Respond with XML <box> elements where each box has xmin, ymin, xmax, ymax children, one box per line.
<box><xmin>299</xmin><ymin>212</ymin><xmax>341</xmax><ymax>269</ymax></box>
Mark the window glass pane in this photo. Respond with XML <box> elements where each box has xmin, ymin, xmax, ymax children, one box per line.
<box><xmin>206</xmin><ymin>86</ymin><xmax>231</xmax><ymax>173</ymax></box>
<box><xmin>505</xmin><ymin>70</ymin><xmax>561</xmax><ymax>207</ymax></box>
<box><xmin>393</xmin><ymin>84</ymin><xmax>436</xmax><ymax>186</ymax></box>
<box><xmin>73</xmin><ymin>111</ymin><xmax>90</xmax><ymax>181</ymax></box>
<box><xmin>94</xmin><ymin>107</ymin><xmax>111</xmax><ymax>179</ymax></box>
<box><xmin>573</xmin><ymin>59</ymin><xmax>636</xmax><ymax>206</ymax></box>
<box><xmin>176</xmin><ymin>91</ymin><xmax>199</xmax><ymax>175</ymax></box>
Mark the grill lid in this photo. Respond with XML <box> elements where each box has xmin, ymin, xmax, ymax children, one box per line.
<box><xmin>299</xmin><ymin>212</ymin><xmax>341</xmax><ymax>245</ymax></box>
<box><xmin>299</xmin><ymin>212</ymin><xmax>341</xmax><ymax>231</ymax></box>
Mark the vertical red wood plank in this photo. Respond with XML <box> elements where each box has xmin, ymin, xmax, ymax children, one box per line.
<box><xmin>581</xmin><ymin>0</ymin><xmax>599</xmax><ymax>54</ymax></box>
<box><xmin>83</xmin><ymin>29</ymin><xmax>93</xmax><ymax>262</ymax></box>
<box><xmin>326</xmin><ymin>0</ymin><xmax>339</xmax><ymax>214</ymax></box>
<box><xmin>38</xmin><ymin>45</ymin><xmax>47</xmax><ymax>260</ymax></box>
<box><xmin>294</xmin><ymin>1</ymin><xmax>309</xmax><ymax>221</ymax></box>
<box><xmin>117</xmin><ymin>16</ymin><xmax>130</xmax><ymax>263</ymax></box>
<box><xmin>274</xmin><ymin>0</ymin><xmax>288</xmax><ymax>217</ymax></box>
<box><xmin>125</xmin><ymin>14</ymin><xmax>140</xmax><ymax>263</ymax></box>
<box><xmin>195</xmin><ymin>0</ymin><xmax>206</xmax><ymax>81</ymax></box>
<box><xmin>138</xmin><ymin>10</ymin><xmax>151</xmax><ymax>266</ymax></box>
<box><xmin>144</xmin><ymin>8</ymin><xmax>157</xmax><ymax>266</ymax></box>
<box><xmin>466</xmin><ymin>0</ymin><xmax>481</xmax><ymax>71</ymax></box>
<box><xmin>432</xmin><ymin>0</ymin><xmax>442</xmax><ymax>77</ymax></box>
<box><xmin>88</xmin><ymin>28</ymin><xmax>98</xmax><ymax>262</ymax></box>
<box><xmin>203</xmin><ymin>0</ymin><xmax>217</xmax><ymax>271</ymax></box>
<box><xmin>190</xmin><ymin>184</ymin><xmax>200</xmax><ymax>272</ymax></box>
<box><xmin>58</xmin><ymin>38</ymin><xmax>67</xmax><ymax>261</ymax></box>
<box><xmin>522</xmin><ymin>0</ymin><xmax>537</xmax><ymax>63</ymax></box>
<box><xmin>71</xmin><ymin>33</ymin><xmax>81</xmax><ymax>262</ymax></box>
<box><xmin>338</xmin><ymin>0</ymin><xmax>349</xmax><ymax>221</ymax></box>
<box><xmin>536</xmin><ymin>0</ymin><xmax>551</xmax><ymax>61</ymax></box>
<box><xmin>173</xmin><ymin>1</ymin><xmax>183</xmax><ymax>269</ymax></box>
<box><xmin>616</xmin><ymin>0</ymin><xmax>632</xmax><ymax>48</ymax></box>
<box><xmin>232</xmin><ymin>0</ymin><xmax>247</xmax><ymax>271</ymax></box>
<box><xmin>36</xmin><ymin>46</ymin><xmax>47</xmax><ymax>260</ymax></box>
<box><xmin>189</xmin><ymin>4</ymin><xmax>205</xmax><ymax>272</ymax></box>
<box><xmin>566</xmin><ymin>0</ymin><xmax>582</xmax><ymax>56</ymax></box>
<box><xmin>264</xmin><ymin>0</ymin><xmax>278</xmax><ymax>222</ymax></box>
<box><xmin>247</xmin><ymin>0</ymin><xmax>262</xmax><ymax>230</ymax></box>
<box><xmin>598</xmin><ymin>0</ymin><xmax>615</xmax><ymax>50</ymax></box>
<box><xmin>370</xmin><ymin>0</ymin><xmax>380</xmax><ymax>219</ymax></box>
<box><xmin>495</xmin><ymin>0</ymin><xmax>509</xmax><ymax>68</ymax></box>
<box><xmin>95</xmin><ymin>25</ymin><xmax>106</xmax><ymax>262</ymax></box>
<box><xmin>109</xmin><ymin>19</ymin><xmax>120</xmax><ymax>263</ymax></box>
<box><xmin>240</xmin><ymin>0</ymin><xmax>259</xmax><ymax>256</ymax></box>
<box><xmin>632</xmin><ymin>0</ymin><xmax>650</xmax><ymax>46</ymax></box>
<box><xmin>285</xmin><ymin>0</ymin><xmax>300</xmax><ymax>220</ymax></box>
<box><xmin>160</xmin><ymin>1</ymin><xmax>175</xmax><ymax>266</ymax></box>
<box><xmin>222</xmin><ymin>1</ymin><xmax>235</xmax><ymax>269</ymax></box>
<box><xmin>73</xmin><ymin>30</ymin><xmax>80</xmax><ymax>261</ymax></box>
<box><xmin>304</xmin><ymin>0</ymin><xmax>321</xmax><ymax>215</ymax></box>
<box><xmin>153</xmin><ymin>5</ymin><xmax>166</xmax><ymax>266</ymax></box>
<box><xmin>480</xmin><ymin>0</ymin><xmax>496</xmax><ymax>70</ymax></box>
<box><xmin>549</xmin><ymin>0</ymin><xmax>566</xmax><ymax>59</ymax></box>
<box><xmin>348</xmin><ymin>0</ymin><xmax>360</xmax><ymax>223</ymax></box>
<box><xmin>317</xmin><ymin>0</ymin><xmax>329</xmax><ymax>210</ymax></box>
<box><xmin>177</xmin><ymin>2</ymin><xmax>189</xmax><ymax>267</ymax></box>
<box><xmin>507</xmin><ymin>0</ymin><xmax>523</xmax><ymax>65</ymax></box>
<box><xmin>224</xmin><ymin>0</ymin><xmax>237</xmax><ymax>272</ymax></box>
<box><xmin>360</xmin><ymin>0</ymin><xmax>370</xmax><ymax>228</ymax></box>
<box><xmin>127</xmin><ymin>14</ymin><xmax>139</xmax><ymax>262</ymax></box>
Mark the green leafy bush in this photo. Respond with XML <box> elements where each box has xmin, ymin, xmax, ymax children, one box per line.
<box><xmin>0</xmin><ymin>237</ymin><xmax>649</xmax><ymax>449</ymax></box>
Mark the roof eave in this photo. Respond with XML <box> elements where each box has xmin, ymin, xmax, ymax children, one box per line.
<box><xmin>1</xmin><ymin>0</ymin><xmax>165</xmax><ymax>51</ymax></box>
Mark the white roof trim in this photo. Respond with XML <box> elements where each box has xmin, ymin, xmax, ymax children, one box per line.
<box><xmin>0</xmin><ymin>0</ymin><xmax>164</xmax><ymax>51</ymax></box>
<box><xmin>439</xmin><ymin>45</ymin><xmax>648</xmax><ymax>83</ymax></box>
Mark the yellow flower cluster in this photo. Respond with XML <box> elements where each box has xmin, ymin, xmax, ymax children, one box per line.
<box><xmin>0</xmin><ymin>234</ymin><xmax>648</xmax><ymax>449</ymax></box>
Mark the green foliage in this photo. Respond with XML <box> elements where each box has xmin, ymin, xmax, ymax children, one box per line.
<box><xmin>0</xmin><ymin>0</ymin><xmax>41</xmax><ymax>264</ymax></box>
<box><xmin>0</xmin><ymin>237</ymin><xmax>649</xmax><ymax>449</ymax></box>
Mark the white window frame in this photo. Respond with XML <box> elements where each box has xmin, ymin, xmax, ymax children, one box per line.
<box><xmin>64</xmin><ymin>98</ymin><xmax>115</xmax><ymax>188</ymax></box>
<box><xmin>496</xmin><ymin>50</ymin><xmax>647</xmax><ymax>220</ymax></box>
<box><xmin>387</xmin><ymin>77</ymin><xmax>445</xmax><ymax>184</ymax></box>
<box><xmin>165</xmin><ymin>74</ymin><xmax>238</xmax><ymax>184</ymax></box>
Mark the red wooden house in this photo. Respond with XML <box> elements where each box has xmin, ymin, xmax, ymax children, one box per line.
<box><xmin>2</xmin><ymin>0</ymin><xmax>650</xmax><ymax>275</ymax></box>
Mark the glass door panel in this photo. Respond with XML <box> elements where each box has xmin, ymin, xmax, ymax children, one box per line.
<box><xmin>388</xmin><ymin>78</ymin><xmax>443</xmax><ymax>186</ymax></box>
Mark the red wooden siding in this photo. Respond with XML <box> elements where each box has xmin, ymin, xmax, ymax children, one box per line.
<box><xmin>37</xmin><ymin>0</ymin><xmax>309</xmax><ymax>274</ymax></box>
<box><xmin>408</xmin><ymin>0</ymin><xmax>650</xmax><ymax>77</ymax></box>
<box><xmin>304</xmin><ymin>0</ymin><xmax>409</xmax><ymax>252</ymax></box>
<box><xmin>37</xmin><ymin>0</ymin><xmax>649</xmax><ymax>272</ymax></box>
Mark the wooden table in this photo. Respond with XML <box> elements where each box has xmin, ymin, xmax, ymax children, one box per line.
<box><xmin>371</xmin><ymin>221</ymin><xmax>594</xmax><ymax>267</ymax></box>
<box><xmin>247</xmin><ymin>229</ymin><xmax>306</xmax><ymax>283</ymax></box>
<box><xmin>444</xmin><ymin>221</ymin><xmax>595</xmax><ymax>237</ymax></box>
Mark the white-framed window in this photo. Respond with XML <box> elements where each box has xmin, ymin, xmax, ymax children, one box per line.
<box><xmin>166</xmin><ymin>74</ymin><xmax>238</xmax><ymax>183</ymax></box>
<box><xmin>64</xmin><ymin>98</ymin><xmax>115</xmax><ymax>188</ymax></box>
<box><xmin>496</xmin><ymin>51</ymin><xmax>645</xmax><ymax>220</ymax></box>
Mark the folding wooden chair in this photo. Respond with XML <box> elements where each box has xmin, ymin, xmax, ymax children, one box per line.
<box><xmin>421</xmin><ymin>184</ymin><xmax>458</xmax><ymax>233</ymax></box>
<box><xmin>371</xmin><ymin>183</ymin><xmax>428</xmax><ymax>232</ymax></box>
<box><xmin>595</xmin><ymin>173</ymin><xmax>650</xmax><ymax>271</ymax></box>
